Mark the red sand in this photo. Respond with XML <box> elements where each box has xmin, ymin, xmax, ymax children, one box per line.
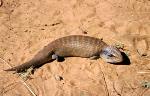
<box><xmin>1</xmin><ymin>0</ymin><xmax>150</xmax><ymax>96</ymax></box>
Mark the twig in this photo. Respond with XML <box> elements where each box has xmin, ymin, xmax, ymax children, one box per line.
<box><xmin>137</xmin><ymin>71</ymin><xmax>150</xmax><ymax>74</ymax></box>
<box><xmin>19</xmin><ymin>78</ymin><xmax>37</xmax><ymax>96</ymax></box>
<box><xmin>0</xmin><ymin>57</ymin><xmax>12</xmax><ymax>68</ymax></box>
<box><xmin>98</xmin><ymin>61</ymin><xmax>110</xmax><ymax>96</ymax></box>
<box><xmin>0</xmin><ymin>57</ymin><xmax>37</xmax><ymax>96</ymax></box>
<box><xmin>113</xmin><ymin>82</ymin><xmax>121</xmax><ymax>96</ymax></box>
<box><xmin>2</xmin><ymin>81</ymin><xmax>19</xmax><ymax>94</ymax></box>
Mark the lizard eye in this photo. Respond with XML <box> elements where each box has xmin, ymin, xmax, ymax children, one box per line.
<box><xmin>108</xmin><ymin>54</ymin><xmax>114</xmax><ymax>57</ymax></box>
<box><xmin>102</xmin><ymin>50</ymin><xmax>115</xmax><ymax>57</ymax></box>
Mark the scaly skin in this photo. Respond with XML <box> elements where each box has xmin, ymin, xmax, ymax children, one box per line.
<box><xmin>5</xmin><ymin>35</ymin><xmax>123</xmax><ymax>72</ymax></box>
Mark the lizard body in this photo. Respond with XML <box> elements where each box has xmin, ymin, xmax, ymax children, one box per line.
<box><xmin>5</xmin><ymin>35</ymin><xmax>123</xmax><ymax>72</ymax></box>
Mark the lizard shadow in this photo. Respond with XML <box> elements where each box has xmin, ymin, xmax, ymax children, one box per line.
<box><xmin>57</xmin><ymin>56</ymin><xmax>65</xmax><ymax>62</ymax></box>
<box><xmin>115</xmin><ymin>52</ymin><xmax>131</xmax><ymax>65</ymax></box>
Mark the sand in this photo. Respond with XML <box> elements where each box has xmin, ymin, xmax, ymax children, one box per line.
<box><xmin>0</xmin><ymin>0</ymin><xmax>150</xmax><ymax>96</ymax></box>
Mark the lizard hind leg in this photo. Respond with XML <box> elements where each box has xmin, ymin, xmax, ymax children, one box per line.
<box><xmin>52</xmin><ymin>54</ymin><xmax>65</xmax><ymax>62</ymax></box>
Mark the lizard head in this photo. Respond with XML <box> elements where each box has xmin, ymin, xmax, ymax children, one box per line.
<box><xmin>100</xmin><ymin>46</ymin><xmax>123</xmax><ymax>63</ymax></box>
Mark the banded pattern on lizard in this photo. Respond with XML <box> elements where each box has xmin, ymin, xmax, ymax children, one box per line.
<box><xmin>5</xmin><ymin>35</ymin><xmax>123</xmax><ymax>72</ymax></box>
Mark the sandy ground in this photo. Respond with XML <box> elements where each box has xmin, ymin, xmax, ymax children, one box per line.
<box><xmin>0</xmin><ymin>0</ymin><xmax>150</xmax><ymax>96</ymax></box>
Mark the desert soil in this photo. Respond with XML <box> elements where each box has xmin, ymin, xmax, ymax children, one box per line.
<box><xmin>0</xmin><ymin>0</ymin><xmax>150</xmax><ymax>96</ymax></box>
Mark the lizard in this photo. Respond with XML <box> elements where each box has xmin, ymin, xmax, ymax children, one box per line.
<box><xmin>4</xmin><ymin>35</ymin><xmax>123</xmax><ymax>72</ymax></box>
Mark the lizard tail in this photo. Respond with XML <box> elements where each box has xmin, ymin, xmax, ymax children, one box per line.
<box><xmin>4</xmin><ymin>59</ymin><xmax>37</xmax><ymax>72</ymax></box>
<box><xmin>4</xmin><ymin>51</ymin><xmax>55</xmax><ymax>72</ymax></box>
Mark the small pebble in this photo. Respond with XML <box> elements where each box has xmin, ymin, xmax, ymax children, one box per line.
<box><xmin>141</xmin><ymin>81</ymin><xmax>150</xmax><ymax>88</ymax></box>
<box><xmin>55</xmin><ymin>75</ymin><xmax>63</xmax><ymax>81</ymax></box>
<box><xmin>82</xmin><ymin>31</ymin><xmax>88</xmax><ymax>34</ymax></box>
<box><xmin>41</xmin><ymin>28</ymin><xmax>45</xmax><ymax>30</ymax></box>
